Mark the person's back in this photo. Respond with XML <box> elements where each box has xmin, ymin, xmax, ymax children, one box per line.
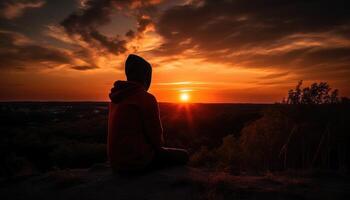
<box><xmin>108</xmin><ymin>81</ymin><xmax>159</xmax><ymax>171</ymax></box>
<box><xmin>108</xmin><ymin>54</ymin><xmax>188</xmax><ymax>173</ymax></box>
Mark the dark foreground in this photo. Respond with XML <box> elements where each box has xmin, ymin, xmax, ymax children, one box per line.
<box><xmin>1</xmin><ymin>102</ymin><xmax>349</xmax><ymax>199</ymax></box>
<box><xmin>1</xmin><ymin>165</ymin><xmax>349</xmax><ymax>200</ymax></box>
<box><xmin>0</xmin><ymin>102</ymin><xmax>266</xmax><ymax>177</ymax></box>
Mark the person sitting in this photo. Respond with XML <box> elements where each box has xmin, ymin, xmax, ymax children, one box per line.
<box><xmin>108</xmin><ymin>54</ymin><xmax>189</xmax><ymax>174</ymax></box>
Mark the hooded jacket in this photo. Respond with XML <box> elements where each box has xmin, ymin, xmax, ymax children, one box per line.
<box><xmin>108</xmin><ymin>55</ymin><xmax>163</xmax><ymax>172</ymax></box>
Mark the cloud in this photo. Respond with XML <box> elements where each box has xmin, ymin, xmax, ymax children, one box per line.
<box><xmin>60</xmin><ymin>0</ymin><xmax>160</xmax><ymax>55</ymax></box>
<box><xmin>0</xmin><ymin>0</ymin><xmax>45</xmax><ymax>19</ymax></box>
<box><xmin>154</xmin><ymin>0</ymin><xmax>350</xmax><ymax>78</ymax></box>
<box><xmin>0</xmin><ymin>30</ymin><xmax>96</xmax><ymax>71</ymax></box>
<box><xmin>70</xmin><ymin>65</ymin><xmax>98</xmax><ymax>71</ymax></box>
<box><xmin>259</xmin><ymin>72</ymin><xmax>290</xmax><ymax>80</ymax></box>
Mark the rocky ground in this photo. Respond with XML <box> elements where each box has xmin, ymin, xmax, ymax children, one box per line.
<box><xmin>1</xmin><ymin>165</ymin><xmax>349</xmax><ymax>200</ymax></box>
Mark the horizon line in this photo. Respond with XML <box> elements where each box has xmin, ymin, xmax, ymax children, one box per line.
<box><xmin>0</xmin><ymin>100</ymin><xmax>275</xmax><ymax>104</ymax></box>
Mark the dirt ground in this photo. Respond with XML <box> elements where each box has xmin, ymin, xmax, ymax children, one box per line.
<box><xmin>1</xmin><ymin>165</ymin><xmax>349</xmax><ymax>200</ymax></box>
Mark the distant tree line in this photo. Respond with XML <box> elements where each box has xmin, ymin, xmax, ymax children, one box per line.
<box><xmin>284</xmin><ymin>81</ymin><xmax>349</xmax><ymax>104</ymax></box>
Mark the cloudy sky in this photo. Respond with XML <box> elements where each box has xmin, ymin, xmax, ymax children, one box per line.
<box><xmin>0</xmin><ymin>0</ymin><xmax>349</xmax><ymax>102</ymax></box>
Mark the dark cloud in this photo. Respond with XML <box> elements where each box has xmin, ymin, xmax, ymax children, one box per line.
<box><xmin>0</xmin><ymin>30</ymin><xmax>69</xmax><ymax>69</ymax></box>
<box><xmin>90</xmin><ymin>29</ymin><xmax>126</xmax><ymax>53</ymax></box>
<box><xmin>125</xmin><ymin>29</ymin><xmax>135</xmax><ymax>38</ymax></box>
<box><xmin>260</xmin><ymin>72</ymin><xmax>290</xmax><ymax>79</ymax></box>
<box><xmin>0</xmin><ymin>0</ymin><xmax>45</xmax><ymax>19</ymax></box>
<box><xmin>71</xmin><ymin>65</ymin><xmax>98</xmax><ymax>71</ymax></box>
<box><xmin>155</xmin><ymin>0</ymin><xmax>350</xmax><ymax>75</ymax></box>
<box><xmin>60</xmin><ymin>0</ymin><xmax>159</xmax><ymax>55</ymax></box>
<box><xmin>137</xmin><ymin>15</ymin><xmax>153</xmax><ymax>33</ymax></box>
<box><xmin>0</xmin><ymin>30</ymin><xmax>95</xmax><ymax>70</ymax></box>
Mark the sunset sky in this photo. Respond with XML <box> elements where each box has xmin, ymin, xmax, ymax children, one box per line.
<box><xmin>0</xmin><ymin>0</ymin><xmax>349</xmax><ymax>103</ymax></box>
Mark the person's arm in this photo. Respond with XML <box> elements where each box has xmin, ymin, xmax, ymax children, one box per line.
<box><xmin>143</xmin><ymin>94</ymin><xmax>164</xmax><ymax>150</ymax></box>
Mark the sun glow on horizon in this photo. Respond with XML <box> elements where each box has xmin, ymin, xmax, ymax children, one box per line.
<box><xmin>179</xmin><ymin>92</ymin><xmax>190</xmax><ymax>102</ymax></box>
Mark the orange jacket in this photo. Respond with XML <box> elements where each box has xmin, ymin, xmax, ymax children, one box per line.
<box><xmin>108</xmin><ymin>81</ymin><xmax>164</xmax><ymax>171</ymax></box>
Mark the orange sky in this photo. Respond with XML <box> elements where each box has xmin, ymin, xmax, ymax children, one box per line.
<box><xmin>0</xmin><ymin>0</ymin><xmax>349</xmax><ymax>103</ymax></box>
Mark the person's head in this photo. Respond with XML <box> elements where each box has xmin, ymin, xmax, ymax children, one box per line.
<box><xmin>125</xmin><ymin>54</ymin><xmax>152</xmax><ymax>91</ymax></box>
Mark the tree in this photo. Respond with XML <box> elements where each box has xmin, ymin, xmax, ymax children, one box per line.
<box><xmin>286</xmin><ymin>81</ymin><xmax>339</xmax><ymax>105</ymax></box>
<box><xmin>330</xmin><ymin>89</ymin><xmax>339</xmax><ymax>104</ymax></box>
<box><xmin>287</xmin><ymin>80</ymin><xmax>303</xmax><ymax>104</ymax></box>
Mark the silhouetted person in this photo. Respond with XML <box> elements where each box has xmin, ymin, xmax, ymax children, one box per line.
<box><xmin>108</xmin><ymin>54</ymin><xmax>189</xmax><ymax>174</ymax></box>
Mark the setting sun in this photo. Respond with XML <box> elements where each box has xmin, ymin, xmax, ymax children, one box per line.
<box><xmin>180</xmin><ymin>93</ymin><xmax>190</xmax><ymax>102</ymax></box>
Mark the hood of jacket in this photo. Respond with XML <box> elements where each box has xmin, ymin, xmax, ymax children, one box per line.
<box><xmin>125</xmin><ymin>54</ymin><xmax>152</xmax><ymax>91</ymax></box>
<box><xmin>109</xmin><ymin>80</ymin><xmax>145</xmax><ymax>103</ymax></box>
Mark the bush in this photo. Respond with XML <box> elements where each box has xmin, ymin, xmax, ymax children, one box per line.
<box><xmin>192</xmin><ymin>104</ymin><xmax>350</xmax><ymax>173</ymax></box>
<box><xmin>239</xmin><ymin>106</ymin><xmax>294</xmax><ymax>171</ymax></box>
<box><xmin>239</xmin><ymin>104</ymin><xmax>350</xmax><ymax>171</ymax></box>
<box><xmin>190</xmin><ymin>146</ymin><xmax>218</xmax><ymax>168</ymax></box>
<box><xmin>190</xmin><ymin>134</ymin><xmax>241</xmax><ymax>172</ymax></box>
<box><xmin>215</xmin><ymin>135</ymin><xmax>241</xmax><ymax>172</ymax></box>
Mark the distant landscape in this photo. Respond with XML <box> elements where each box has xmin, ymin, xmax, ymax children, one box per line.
<box><xmin>1</xmin><ymin>101</ymin><xmax>349</xmax><ymax>179</ymax></box>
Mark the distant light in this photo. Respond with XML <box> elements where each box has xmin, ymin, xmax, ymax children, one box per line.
<box><xmin>180</xmin><ymin>93</ymin><xmax>190</xmax><ymax>102</ymax></box>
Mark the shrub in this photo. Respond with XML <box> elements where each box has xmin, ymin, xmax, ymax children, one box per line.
<box><xmin>190</xmin><ymin>134</ymin><xmax>242</xmax><ymax>172</ymax></box>
<box><xmin>190</xmin><ymin>146</ymin><xmax>218</xmax><ymax>168</ymax></box>
<box><xmin>239</xmin><ymin>106</ymin><xmax>294</xmax><ymax>171</ymax></box>
<box><xmin>215</xmin><ymin>135</ymin><xmax>241</xmax><ymax>172</ymax></box>
<box><xmin>239</xmin><ymin>104</ymin><xmax>350</xmax><ymax>171</ymax></box>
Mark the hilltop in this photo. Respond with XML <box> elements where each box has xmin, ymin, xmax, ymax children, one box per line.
<box><xmin>1</xmin><ymin>165</ymin><xmax>349</xmax><ymax>200</ymax></box>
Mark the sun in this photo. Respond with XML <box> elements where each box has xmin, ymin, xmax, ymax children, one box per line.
<box><xmin>180</xmin><ymin>93</ymin><xmax>190</xmax><ymax>102</ymax></box>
